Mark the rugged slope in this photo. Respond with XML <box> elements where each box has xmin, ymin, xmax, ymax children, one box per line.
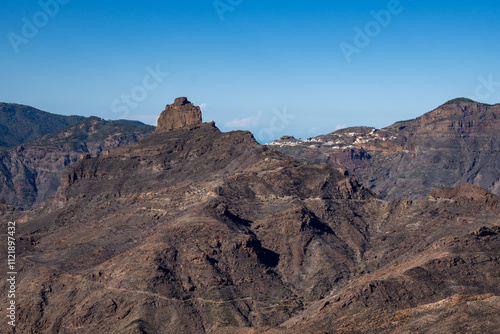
<box><xmin>0</xmin><ymin>117</ymin><xmax>154</xmax><ymax>209</ymax></box>
<box><xmin>269</xmin><ymin>98</ymin><xmax>500</xmax><ymax>200</ymax></box>
<box><xmin>0</xmin><ymin>103</ymin><xmax>85</xmax><ymax>148</ymax></box>
<box><xmin>281</xmin><ymin>184</ymin><xmax>500</xmax><ymax>333</ymax></box>
<box><xmin>2</xmin><ymin>99</ymin><xmax>498</xmax><ymax>334</ymax></box>
<box><xmin>6</xmin><ymin>99</ymin><xmax>376</xmax><ymax>333</ymax></box>
<box><xmin>219</xmin><ymin>185</ymin><xmax>500</xmax><ymax>333</ymax></box>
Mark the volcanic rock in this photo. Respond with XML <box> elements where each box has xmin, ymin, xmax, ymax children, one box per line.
<box><xmin>431</xmin><ymin>184</ymin><xmax>500</xmax><ymax>210</ymax></box>
<box><xmin>156</xmin><ymin>97</ymin><xmax>202</xmax><ymax>133</ymax></box>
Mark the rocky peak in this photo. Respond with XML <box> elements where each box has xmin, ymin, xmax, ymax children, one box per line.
<box><xmin>441</xmin><ymin>97</ymin><xmax>478</xmax><ymax>106</ymax></box>
<box><xmin>173</xmin><ymin>97</ymin><xmax>190</xmax><ymax>106</ymax></box>
<box><xmin>155</xmin><ymin>97</ymin><xmax>202</xmax><ymax>133</ymax></box>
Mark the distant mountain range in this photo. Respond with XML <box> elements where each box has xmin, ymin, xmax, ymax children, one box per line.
<box><xmin>0</xmin><ymin>103</ymin><xmax>85</xmax><ymax>149</ymax></box>
<box><xmin>2</xmin><ymin>98</ymin><xmax>499</xmax><ymax>208</ymax></box>
<box><xmin>268</xmin><ymin>98</ymin><xmax>500</xmax><ymax>200</ymax></box>
<box><xmin>0</xmin><ymin>103</ymin><xmax>154</xmax><ymax>209</ymax></box>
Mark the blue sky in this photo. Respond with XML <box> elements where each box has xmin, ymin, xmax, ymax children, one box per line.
<box><xmin>1</xmin><ymin>0</ymin><xmax>500</xmax><ymax>142</ymax></box>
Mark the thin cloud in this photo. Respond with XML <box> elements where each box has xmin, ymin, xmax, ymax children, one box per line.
<box><xmin>225</xmin><ymin>110</ymin><xmax>262</xmax><ymax>128</ymax></box>
<box><xmin>126</xmin><ymin>114</ymin><xmax>159</xmax><ymax>126</ymax></box>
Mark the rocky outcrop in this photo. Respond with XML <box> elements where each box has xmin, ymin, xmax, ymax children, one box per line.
<box><xmin>156</xmin><ymin>97</ymin><xmax>202</xmax><ymax>133</ymax></box>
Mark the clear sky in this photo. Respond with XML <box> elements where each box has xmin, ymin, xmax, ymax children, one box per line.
<box><xmin>2</xmin><ymin>0</ymin><xmax>500</xmax><ymax>142</ymax></box>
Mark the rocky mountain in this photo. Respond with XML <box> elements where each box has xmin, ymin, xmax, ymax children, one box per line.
<box><xmin>0</xmin><ymin>113</ymin><xmax>154</xmax><ymax>209</ymax></box>
<box><xmin>268</xmin><ymin>98</ymin><xmax>500</xmax><ymax>200</ymax></box>
<box><xmin>0</xmin><ymin>103</ymin><xmax>85</xmax><ymax>149</ymax></box>
<box><xmin>2</xmin><ymin>98</ymin><xmax>498</xmax><ymax>334</ymax></box>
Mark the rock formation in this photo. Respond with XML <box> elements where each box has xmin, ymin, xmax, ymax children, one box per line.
<box><xmin>156</xmin><ymin>97</ymin><xmax>202</xmax><ymax>133</ymax></box>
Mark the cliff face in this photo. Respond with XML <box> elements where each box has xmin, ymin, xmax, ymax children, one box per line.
<box><xmin>155</xmin><ymin>97</ymin><xmax>202</xmax><ymax>133</ymax></box>
<box><xmin>5</xmin><ymin>99</ymin><xmax>499</xmax><ymax>334</ymax></box>
<box><xmin>388</xmin><ymin>98</ymin><xmax>500</xmax><ymax>151</ymax></box>
<box><xmin>269</xmin><ymin>98</ymin><xmax>500</xmax><ymax>200</ymax></box>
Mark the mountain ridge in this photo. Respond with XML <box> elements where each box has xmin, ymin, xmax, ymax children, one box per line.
<box><xmin>0</xmin><ymin>103</ymin><xmax>86</xmax><ymax>149</ymax></box>
<box><xmin>269</xmin><ymin>98</ymin><xmax>500</xmax><ymax>200</ymax></box>
<box><xmin>2</xmin><ymin>98</ymin><xmax>498</xmax><ymax>333</ymax></box>
<box><xmin>0</xmin><ymin>110</ymin><xmax>154</xmax><ymax>209</ymax></box>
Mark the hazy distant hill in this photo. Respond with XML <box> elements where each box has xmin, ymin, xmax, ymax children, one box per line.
<box><xmin>0</xmin><ymin>105</ymin><xmax>154</xmax><ymax>209</ymax></box>
<box><xmin>0</xmin><ymin>103</ymin><xmax>85</xmax><ymax>148</ymax></box>
<box><xmin>269</xmin><ymin>98</ymin><xmax>500</xmax><ymax>200</ymax></box>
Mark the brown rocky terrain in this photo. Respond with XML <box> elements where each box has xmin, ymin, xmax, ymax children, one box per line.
<box><xmin>1</xmin><ymin>99</ymin><xmax>498</xmax><ymax>334</ymax></box>
<box><xmin>269</xmin><ymin>98</ymin><xmax>500</xmax><ymax>200</ymax></box>
<box><xmin>0</xmin><ymin>116</ymin><xmax>154</xmax><ymax>209</ymax></box>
